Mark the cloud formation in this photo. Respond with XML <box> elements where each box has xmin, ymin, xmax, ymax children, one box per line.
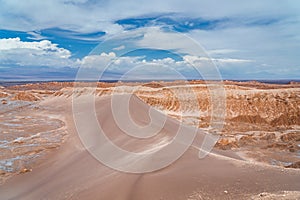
<box><xmin>0</xmin><ymin>37</ymin><xmax>72</xmax><ymax>67</ymax></box>
<box><xmin>0</xmin><ymin>1</ymin><xmax>299</xmax><ymax>79</ymax></box>
<box><xmin>77</xmin><ymin>50</ymin><xmax>253</xmax><ymax>80</ymax></box>
<box><xmin>1</xmin><ymin>0</ymin><xmax>299</xmax><ymax>34</ymax></box>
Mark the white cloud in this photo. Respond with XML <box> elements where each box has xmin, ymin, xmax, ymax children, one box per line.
<box><xmin>214</xmin><ymin>58</ymin><xmax>253</xmax><ymax>64</ymax></box>
<box><xmin>26</xmin><ymin>31</ymin><xmax>48</xmax><ymax>40</ymax></box>
<box><xmin>0</xmin><ymin>37</ymin><xmax>73</xmax><ymax>67</ymax></box>
<box><xmin>78</xmin><ymin>52</ymin><xmax>117</xmax><ymax>69</ymax></box>
<box><xmin>113</xmin><ymin>45</ymin><xmax>126</xmax><ymax>51</ymax></box>
<box><xmin>77</xmin><ymin>50</ymin><xmax>253</xmax><ymax>80</ymax></box>
<box><xmin>188</xmin><ymin>19</ymin><xmax>300</xmax><ymax>69</ymax></box>
<box><xmin>80</xmin><ymin>51</ymin><xmax>181</xmax><ymax>72</ymax></box>
<box><xmin>135</xmin><ymin>27</ymin><xmax>202</xmax><ymax>55</ymax></box>
<box><xmin>207</xmin><ymin>49</ymin><xmax>238</xmax><ymax>55</ymax></box>
<box><xmin>184</xmin><ymin>55</ymin><xmax>242</xmax><ymax>66</ymax></box>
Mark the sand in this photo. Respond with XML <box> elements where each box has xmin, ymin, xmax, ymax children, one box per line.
<box><xmin>0</xmin><ymin>92</ymin><xmax>299</xmax><ymax>200</ymax></box>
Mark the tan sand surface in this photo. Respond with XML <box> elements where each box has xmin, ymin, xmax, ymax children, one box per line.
<box><xmin>0</xmin><ymin>93</ymin><xmax>299</xmax><ymax>200</ymax></box>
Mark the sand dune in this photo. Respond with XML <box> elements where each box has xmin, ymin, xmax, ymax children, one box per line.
<box><xmin>0</xmin><ymin>89</ymin><xmax>299</xmax><ymax>200</ymax></box>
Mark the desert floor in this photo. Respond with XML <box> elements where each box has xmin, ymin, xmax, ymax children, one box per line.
<box><xmin>0</xmin><ymin>81</ymin><xmax>299</xmax><ymax>199</ymax></box>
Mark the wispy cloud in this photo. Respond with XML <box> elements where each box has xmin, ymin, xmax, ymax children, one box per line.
<box><xmin>26</xmin><ymin>31</ymin><xmax>48</xmax><ymax>40</ymax></box>
<box><xmin>1</xmin><ymin>0</ymin><xmax>299</xmax><ymax>34</ymax></box>
<box><xmin>113</xmin><ymin>45</ymin><xmax>126</xmax><ymax>51</ymax></box>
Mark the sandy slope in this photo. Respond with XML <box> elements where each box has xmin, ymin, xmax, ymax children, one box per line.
<box><xmin>0</xmin><ymin>94</ymin><xmax>299</xmax><ymax>200</ymax></box>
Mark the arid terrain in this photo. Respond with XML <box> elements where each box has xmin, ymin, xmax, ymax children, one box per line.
<box><xmin>0</xmin><ymin>80</ymin><xmax>299</xmax><ymax>199</ymax></box>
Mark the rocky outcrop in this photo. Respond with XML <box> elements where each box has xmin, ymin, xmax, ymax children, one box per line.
<box><xmin>280</xmin><ymin>132</ymin><xmax>300</xmax><ymax>142</ymax></box>
<box><xmin>215</xmin><ymin>138</ymin><xmax>239</xmax><ymax>150</ymax></box>
<box><xmin>271</xmin><ymin>113</ymin><xmax>300</xmax><ymax>126</ymax></box>
<box><xmin>0</xmin><ymin>92</ymin><xmax>8</xmax><ymax>98</ymax></box>
<box><xmin>11</xmin><ymin>92</ymin><xmax>40</xmax><ymax>101</ymax></box>
<box><xmin>285</xmin><ymin>161</ymin><xmax>300</xmax><ymax>169</ymax></box>
<box><xmin>1</xmin><ymin>99</ymin><xmax>7</xmax><ymax>104</ymax></box>
<box><xmin>230</xmin><ymin>115</ymin><xmax>268</xmax><ymax>124</ymax></box>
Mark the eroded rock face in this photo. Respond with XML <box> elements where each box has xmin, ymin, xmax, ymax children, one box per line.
<box><xmin>11</xmin><ymin>92</ymin><xmax>40</xmax><ymax>102</ymax></box>
<box><xmin>1</xmin><ymin>99</ymin><xmax>7</xmax><ymax>104</ymax></box>
<box><xmin>0</xmin><ymin>92</ymin><xmax>8</xmax><ymax>98</ymax></box>
<box><xmin>285</xmin><ymin>161</ymin><xmax>300</xmax><ymax>168</ymax></box>
<box><xmin>281</xmin><ymin>132</ymin><xmax>300</xmax><ymax>142</ymax></box>
<box><xmin>215</xmin><ymin>138</ymin><xmax>239</xmax><ymax>150</ymax></box>
<box><xmin>271</xmin><ymin>114</ymin><xmax>300</xmax><ymax>126</ymax></box>
<box><xmin>137</xmin><ymin>85</ymin><xmax>300</xmax><ymax>128</ymax></box>
<box><xmin>230</xmin><ymin>115</ymin><xmax>268</xmax><ymax>124</ymax></box>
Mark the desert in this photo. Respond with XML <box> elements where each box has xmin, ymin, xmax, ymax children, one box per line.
<box><xmin>1</xmin><ymin>1</ymin><xmax>300</xmax><ymax>199</ymax></box>
<box><xmin>0</xmin><ymin>80</ymin><xmax>299</xmax><ymax>200</ymax></box>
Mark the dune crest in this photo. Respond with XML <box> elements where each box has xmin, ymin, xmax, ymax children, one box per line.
<box><xmin>0</xmin><ymin>81</ymin><xmax>299</xmax><ymax>199</ymax></box>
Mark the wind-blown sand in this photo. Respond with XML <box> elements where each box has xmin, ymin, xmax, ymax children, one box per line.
<box><xmin>0</xmin><ymin>81</ymin><xmax>299</xmax><ymax>199</ymax></box>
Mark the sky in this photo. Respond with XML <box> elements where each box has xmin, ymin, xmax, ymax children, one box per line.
<box><xmin>0</xmin><ymin>0</ymin><xmax>300</xmax><ymax>81</ymax></box>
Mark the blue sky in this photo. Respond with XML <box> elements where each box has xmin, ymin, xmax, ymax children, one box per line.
<box><xmin>0</xmin><ymin>0</ymin><xmax>299</xmax><ymax>80</ymax></box>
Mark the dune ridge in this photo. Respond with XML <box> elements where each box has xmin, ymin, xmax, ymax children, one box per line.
<box><xmin>0</xmin><ymin>81</ymin><xmax>299</xmax><ymax>199</ymax></box>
